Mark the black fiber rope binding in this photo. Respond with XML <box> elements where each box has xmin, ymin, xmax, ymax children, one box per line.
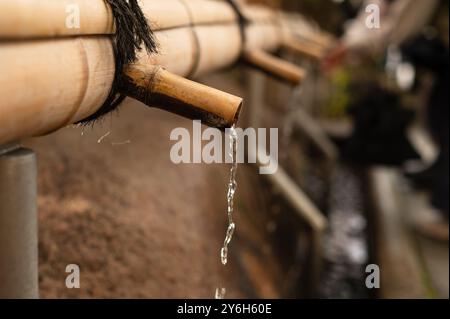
<box><xmin>79</xmin><ymin>0</ymin><xmax>158</xmax><ymax>124</ymax></box>
<box><xmin>225</xmin><ymin>0</ymin><xmax>248</xmax><ymax>45</ymax></box>
<box><xmin>177</xmin><ymin>0</ymin><xmax>201</xmax><ymax>78</ymax></box>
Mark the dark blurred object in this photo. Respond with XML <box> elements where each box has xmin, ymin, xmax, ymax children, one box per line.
<box><xmin>342</xmin><ymin>85</ymin><xmax>420</xmax><ymax>166</ymax></box>
<box><xmin>281</xmin><ymin>0</ymin><xmax>348</xmax><ymax>36</ymax></box>
<box><xmin>401</xmin><ymin>34</ymin><xmax>449</xmax><ymax>217</ymax></box>
<box><xmin>339</xmin><ymin>0</ymin><xmax>361</xmax><ymax>20</ymax></box>
<box><xmin>335</xmin><ymin>0</ymin><xmax>363</xmax><ymax>35</ymax></box>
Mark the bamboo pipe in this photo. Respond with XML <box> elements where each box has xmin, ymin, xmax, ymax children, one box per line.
<box><xmin>122</xmin><ymin>64</ymin><xmax>242</xmax><ymax>128</ymax></box>
<box><xmin>192</xmin><ymin>24</ymin><xmax>242</xmax><ymax>78</ymax></box>
<box><xmin>0</xmin><ymin>0</ymin><xmax>328</xmax><ymax>49</ymax></box>
<box><xmin>0</xmin><ymin>0</ymin><xmax>331</xmax><ymax>63</ymax></box>
<box><xmin>0</xmin><ymin>0</ymin><xmax>237</xmax><ymax>38</ymax></box>
<box><xmin>0</xmin><ymin>20</ymin><xmax>302</xmax><ymax>144</ymax></box>
<box><xmin>0</xmin><ymin>22</ymin><xmax>250</xmax><ymax>144</ymax></box>
<box><xmin>137</xmin><ymin>24</ymin><xmax>243</xmax><ymax>78</ymax></box>
<box><xmin>0</xmin><ymin>1</ymin><xmax>328</xmax><ymax>144</ymax></box>
<box><xmin>243</xmin><ymin>50</ymin><xmax>307</xmax><ymax>86</ymax></box>
<box><xmin>282</xmin><ymin>38</ymin><xmax>325</xmax><ymax>61</ymax></box>
<box><xmin>0</xmin><ymin>37</ymin><xmax>115</xmax><ymax>144</ymax></box>
<box><xmin>240</xmin><ymin>4</ymin><xmax>278</xmax><ymax>23</ymax></box>
<box><xmin>245</xmin><ymin>22</ymin><xmax>281</xmax><ymax>52</ymax></box>
<box><xmin>0</xmin><ymin>0</ymin><xmax>331</xmax><ymax>61</ymax></box>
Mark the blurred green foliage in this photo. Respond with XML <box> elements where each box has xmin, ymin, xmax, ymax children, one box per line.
<box><xmin>324</xmin><ymin>67</ymin><xmax>352</xmax><ymax>118</ymax></box>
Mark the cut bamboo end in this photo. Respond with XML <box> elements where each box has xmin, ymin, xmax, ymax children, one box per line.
<box><xmin>122</xmin><ymin>64</ymin><xmax>242</xmax><ymax>129</ymax></box>
<box><xmin>282</xmin><ymin>39</ymin><xmax>325</xmax><ymax>61</ymax></box>
<box><xmin>243</xmin><ymin>49</ymin><xmax>307</xmax><ymax>86</ymax></box>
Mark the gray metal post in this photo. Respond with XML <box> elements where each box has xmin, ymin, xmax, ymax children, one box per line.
<box><xmin>0</xmin><ymin>143</ymin><xmax>38</xmax><ymax>299</ymax></box>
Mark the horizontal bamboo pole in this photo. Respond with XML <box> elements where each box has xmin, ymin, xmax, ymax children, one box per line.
<box><xmin>0</xmin><ymin>0</ymin><xmax>237</xmax><ymax>38</ymax></box>
<box><xmin>240</xmin><ymin>3</ymin><xmax>278</xmax><ymax>23</ymax></box>
<box><xmin>0</xmin><ymin>0</ymin><xmax>327</xmax><ymax>47</ymax></box>
<box><xmin>243</xmin><ymin>50</ymin><xmax>307</xmax><ymax>86</ymax></box>
<box><xmin>122</xmin><ymin>64</ymin><xmax>242</xmax><ymax>128</ymax></box>
<box><xmin>192</xmin><ymin>24</ymin><xmax>242</xmax><ymax>78</ymax></box>
<box><xmin>244</xmin><ymin>22</ymin><xmax>280</xmax><ymax>52</ymax></box>
<box><xmin>0</xmin><ymin>37</ymin><xmax>115</xmax><ymax>143</ymax></box>
<box><xmin>0</xmin><ymin>1</ymin><xmax>330</xmax><ymax>144</ymax></box>
<box><xmin>136</xmin><ymin>24</ymin><xmax>243</xmax><ymax>78</ymax></box>
<box><xmin>0</xmin><ymin>22</ymin><xmax>254</xmax><ymax>144</ymax></box>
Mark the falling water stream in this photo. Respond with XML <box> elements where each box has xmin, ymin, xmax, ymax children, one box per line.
<box><xmin>221</xmin><ymin>125</ymin><xmax>238</xmax><ymax>265</ymax></box>
<box><xmin>216</xmin><ymin>125</ymin><xmax>238</xmax><ymax>299</ymax></box>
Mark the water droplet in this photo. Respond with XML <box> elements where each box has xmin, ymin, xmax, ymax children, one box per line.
<box><xmin>215</xmin><ymin>287</ymin><xmax>226</xmax><ymax>299</ymax></box>
<box><xmin>221</xmin><ymin>247</ymin><xmax>228</xmax><ymax>265</ymax></box>
<box><xmin>97</xmin><ymin>131</ymin><xmax>111</xmax><ymax>144</ymax></box>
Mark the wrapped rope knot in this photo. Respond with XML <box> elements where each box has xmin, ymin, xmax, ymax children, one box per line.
<box><xmin>177</xmin><ymin>0</ymin><xmax>201</xmax><ymax>78</ymax></box>
<box><xmin>225</xmin><ymin>0</ymin><xmax>248</xmax><ymax>44</ymax></box>
<box><xmin>80</xmin><ymin>0</ymin><xmax>158</xmax><ymax>123</ymax></box>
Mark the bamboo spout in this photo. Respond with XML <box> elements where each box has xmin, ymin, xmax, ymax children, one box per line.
<box><xmin>122</xmin><ymin>64</ymin><xmax>242</xmax><ymax>128</ymax></box>
<box><xmin>243</xmin><ymin>49</ymin><xmax>306</xmax><ymax>86</ymax></box>
<box><xmin>282</xmin><ymin>38</ymin><xmax>325</xmax><ymax>61</ymax></box>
